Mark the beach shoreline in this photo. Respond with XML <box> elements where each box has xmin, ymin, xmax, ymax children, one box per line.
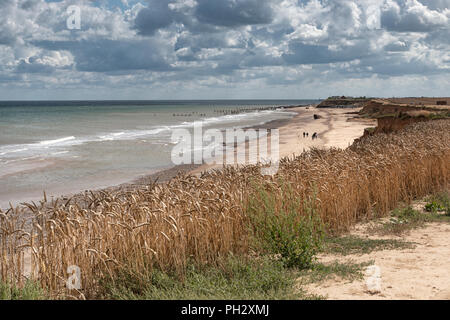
<box><xmin>0</xmin><ymin>105</ymin><xmax>375</xmax><ymax>210</ymax></box>
<box><xmin>85</xmin><ymin>105</ymin><xmax>374</xmax><ymax>189</ymax></box>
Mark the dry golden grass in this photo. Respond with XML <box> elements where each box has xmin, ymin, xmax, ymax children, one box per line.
<box><xmin>1</xmin><ymin>119</ymin><xmax>449</xmax><ymax>299</ymax></box>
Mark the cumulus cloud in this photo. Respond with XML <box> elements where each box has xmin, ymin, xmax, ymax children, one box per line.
<box><xmin>0</xmin><ymin>0</ymin><xmax>448</xmax><ymax>99</ymax></box>
<box><xmin>381</xmin><ymin>0</ymin><xmax>449</xmax><ymax>32</ymax></box>
<box><xmin>15</xmin><ymin>50</ymin><xmax>73</xmax><ymax>74</ymax></box>
<box><xmin>418</xmin><ymin>0</ymin><xmax>450</xmax><ymax>10</ymax></box>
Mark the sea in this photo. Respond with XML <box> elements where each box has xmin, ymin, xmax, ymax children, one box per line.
<box><xmin>0</xmin><ymin>100</ymin><xmax>318</xmax><ymax>208</ymax></box>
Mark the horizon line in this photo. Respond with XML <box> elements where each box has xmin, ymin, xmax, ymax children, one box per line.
<box><xmin>0</xmin><ymin>98</ymin><xmax>323</xmax><ymax>102</ymax></box>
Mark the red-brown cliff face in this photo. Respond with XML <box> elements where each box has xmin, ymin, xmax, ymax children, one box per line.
<box><xmin>375</xmin><ymin>116</ymin><xmax>429</xmax><ymax>134</ymax></box>
<box><xmin>356</xmin><ymin>99</ymin><xmax>449</xmax><ymax>140</ymax></box>
<box><xmin>360</xmin><ymin>99</ymin><xmax>449</xmax><ymax>117</ymax></box>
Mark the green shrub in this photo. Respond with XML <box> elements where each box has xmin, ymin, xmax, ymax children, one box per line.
<box><xmin>0</xmin><ymin>281</ymin><xmax>46</xmax><ymax>300</ymax></box>
<box><xmin>392</xmin><ymin>206</ymin><xmax>422</xmax><ymax>222</ymax></box>
<box><xmin>247</xmin><ymin>183</ymin><xmax>324</xmax><ymax>269</ymax></box>
<box><xmin>425</xmin><ymin>192</ymin><xmax>449</xmax><ymax>215</ymax></box>
<box><xmin>425</xmin><ymin>201</ymin><xmax>445</xmax><ymax>214</ymax></box>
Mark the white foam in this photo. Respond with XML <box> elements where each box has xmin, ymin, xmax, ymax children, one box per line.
<box><xmin>0</xmin><ymin>109</ymin><xmax>295</xmax><ymax>163</ymax></box>
<box><xmin>98</xmin><ymin>132</ymin><xmax>126</xmax><ymax>141</ymax></box>
<box><xmin>97</xmin><ymin>127</ymin><xmax>169</xmax><ymax>141</ymax></box>
<box><xmin>39</xmin><ymin>136</ymin><xmax>76</xmax><ymax>146</ymax></box>
<box><xmin>0</xmin><ymin>148</ymin><xmax>28</xmax><ymax>156</ymax></box>
<box><xmin>0</xmin><ymin>136</ymin><xmax>83</xmax><ymax>159</ymax></box>
<box><xmin>50</xmin><ymin>151</ymin><xmax>70</xmax><ymax>156</ymax></box>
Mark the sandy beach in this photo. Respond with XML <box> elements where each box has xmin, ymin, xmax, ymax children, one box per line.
<box><xmin>187</xmin><ymin>106</ymin><xmax>375</xmax><ymax>177</ymax></box>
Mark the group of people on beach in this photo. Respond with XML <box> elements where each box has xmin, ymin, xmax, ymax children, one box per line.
<box><xmin>303</xmin><ymin>132</ymin><xmax>318</xmax><ymax>140</ymax></box>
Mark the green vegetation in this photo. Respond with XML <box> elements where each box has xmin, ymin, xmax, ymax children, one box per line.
<box><xmin>298</xmin><ymin>260</ymin><xmax>374</xmax><ymax>284</ymax></box>
<box><xmin>247</xmin><ymin>184</ymin><xmax>325</xmax><ymax>269</ymax></box>
<box><xmin>364</xmin><ymin>127</ymin><xmax>376</xmax><ymax>134</ymax></box>
<box><xmin>100</xmin><ymin>254</ymin><xmax>375</xmax><ymax>300</ymax></box>
<box><xmin>428</xmin><ymin>111</ymin><xmax>450</xmax><ymax>120</ymax></box>
<box><xmin>425</xmin><ymin>192</ymin><xmax>450</xmax><ymax>215</ymax></box>
<box><xmin>99</xmin><ymin>256</ymin><xmax>308</xmax><ymax>300</ymax></box>
<box><xmin>327</xmin><ymin>96</ymin><xmax>370</xmax><ymax>101</ymax></box>
<box><xmin>425</xmin><ymin>201</ymin><xmax>446</xmax><ymax>214</ymax></box>
<box><xmin>370</xmin><ymin>194</ymin><xmax>450</xmax><ymax>235</ymax></box>
<box><xmin>374</xmin><ymin>112</ymin><xmax>400</xmax><ymax>119</ymax></box>
<box><xmin>0</xmin><ymin>281</ymin><xmax>46</xmax><ymax>300</ymax></box>
<box><xmin>324</xmin><ymin>236</ymin><xmax>414</xmax><ymax>256</ymax></box>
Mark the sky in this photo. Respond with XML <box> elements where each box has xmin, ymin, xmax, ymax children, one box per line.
<box><xmin>0</xmin><ymin>0</ymin><xmax>449</xmax><ymax>100</ymax></box>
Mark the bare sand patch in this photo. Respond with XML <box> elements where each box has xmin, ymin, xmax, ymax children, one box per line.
<box><xmin>303</xmin><ymin>220</ymin><xmax>450</xmax><ymax>300</ymax></box>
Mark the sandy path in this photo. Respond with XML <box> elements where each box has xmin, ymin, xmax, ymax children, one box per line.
<box><xmin>304</xmin><ymin>221</ymin><xmax>450</xmax><ymax>300</ymax></box>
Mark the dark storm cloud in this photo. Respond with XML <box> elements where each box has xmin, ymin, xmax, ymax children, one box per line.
<box><xmin>174</xmin><ymin>33</ymin><xmax>230</xmax><ymax>52</ymax></box>
<box><xmin>282</xmin><ymin>41</ymin><xmax>371</xmax><ymax>65</ymax></box>
<box><xmin>134</xmin><ymin>1</ymin><xmax>174</xmax><ymax>35</ymax></box>
<box><xmin>33</xmin><ymin>39</ymin><xmax>172</xmax><ymax>72</ymax></box>
<box><xmin>381</xmin><ymin>9</ymin><xmax>434</xmax><ymax>32</ymax></box>
<box><xmin>133</xmin><ymin>0</ymin><xmax>275</xmax><ymax>35</ymax></box>
<box><xmin>0</xmin><ymin>0</ymin><xmax>19</xmax><ymax>45</ymax></box>
<box><xmin>20</xmin><ymin>0</ymin><xmax>40</xmax><ymax>10</ymax></box>
<box><xmin>0</xmin><ymin>70</ymin><xmax>22</xmax><ymax>82</ymax></box>
<box><xmin>384</xmin><ymin>41</ymin><xmax>411</xmax><ymax>52</ymax></box>
<box><xmin>0</xmin><ymin>31</ymin><xmax>16</xmax><ymax>45</ymax></box>
<box><xmin>194</xmin><ymin>0</ymin><xmax>274</xmax><ymax>27</ymax></box>
<box><xmin>241</xmin><ymin>50</ymin><xmax>283</xmax><ymax>68</ymax></box>
<box><xmin>424</xmin><ymin>28</ymin><xmax>450</xmax><ymax>45</ymax></box>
